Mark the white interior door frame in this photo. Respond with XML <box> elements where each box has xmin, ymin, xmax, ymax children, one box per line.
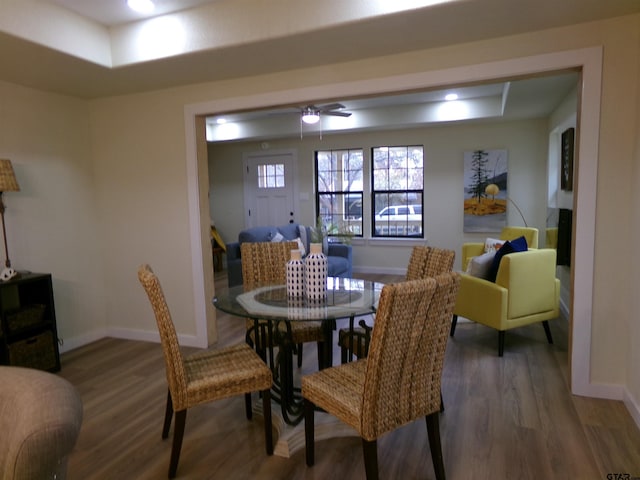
<box><xmin>185</xmin><ymin>46</ymin><xmax>603</xmax><ymax>399</ymax></box>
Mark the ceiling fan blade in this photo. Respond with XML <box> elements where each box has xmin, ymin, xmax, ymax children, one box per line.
<box><xmin>316</xmin><ymin>102</ymin><xmax>346</xmax><ymax>112</ymax></box>
<box><xmin>323</xmin><ymin>111</ymin><xmax>352</xmax><ymax>117</ymax></box>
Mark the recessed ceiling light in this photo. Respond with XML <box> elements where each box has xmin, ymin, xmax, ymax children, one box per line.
<box><xmin>127</xmin><ymin>0</ymin><xmax>155</xmax><ymax>14</ymax></box>
<box><xmin>216</xmin><ymin>118</ymin><xmax>227</xmax><ymax>124</ymax></box>
<box><xmin>445</xmin><ymin>93</ymin><xmax>458</xmax><ymax>101</ymax></box>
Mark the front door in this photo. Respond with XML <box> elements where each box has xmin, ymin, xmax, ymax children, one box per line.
<box><xmin>243</xmin><ymin>150</ymin><xmax>296</xmax><ymax>228</ymax></box>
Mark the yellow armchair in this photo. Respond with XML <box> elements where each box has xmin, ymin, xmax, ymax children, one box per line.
<box><xmin>461</xmin><ymin>226</ymin><xmax>539</xmax><ymax>270</ymax></box>
<box><xmin>451</xmin><ymin>248</ymin><xmax>560</xmax><ymax>356</ymax></box>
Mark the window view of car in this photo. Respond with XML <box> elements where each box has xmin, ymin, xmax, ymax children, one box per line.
<box><xmin>374</xmin><ymin>204</ymin><xmax>423</xmax><ymax>236</ymax></box>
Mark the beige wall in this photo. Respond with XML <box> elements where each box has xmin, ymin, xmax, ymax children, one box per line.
<box><xmin>209</xmin><ymin>118</ymin><xmax>550</xmax><ymax>273</ymax></box>
<box><xmin>0</xmin><ymin>79</ymin><xmax>106</xmax><ymax>349</ymax></box>
<box><xmin>588</xmin><ymin>15</ymin><xmax>638</xmax><ymax>389</ymax></box>
<box><xmin>631</xmin><ymin>54</ymin><xmax>640</xmax><ymax>420</ymax></box>
<box><xmin>87</xmin><ymin>92</ymin><xmax>201</xmax><ymax>343</ymax></box>
<box><xmin>0</xmin><ymin>14</ymin><xmax>638</xmax><ymax>418</ymax></box>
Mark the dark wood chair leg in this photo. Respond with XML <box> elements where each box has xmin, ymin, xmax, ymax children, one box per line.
<box><xmin>262</xmin><ymin>389</ymin><xmax>273</xmax><ymax>455</ymax></box>
<box><xmin>162</xmin><ymin>389</ymin><xmax>173</xmax><ymax>439</ymax></box>
<box><xmin>426</xmin><ymin>412</ymin><xmax>446</xmax><ymax>480</ymax></box>
<box><xmin>245</xmin><ymin>392</ymin><xmax>252</xmax><ymax>419</ymax></box>
<box><xmin>542</xmin><ymin>320</ymin><xmax>554</xmax><ymax>344</ymax></box>
<box><xmin>169</xmin><ymin>409</ymin><xmax>187</xmax><ymax>479</ymax></box>
<box><xmin>498</xmin><ymin>330</ymin><xmax>505</xmax><ymax>357</ymax></box>
<box><xmin>316</xmin><ymin>340</ymin><xmax>327</xmax><ymax>370</ymax></box>
<box><xmin>362</xmin><ymin>439</ymin><xmax>379</xmax><ymax>480</ymax></box>
<box><xmin>297</xmin><ymin>343</ymin><xmax>303</xmax><ymax>368</ymax></box>
<box><xmin>440</xmin><ymin>392</ymin><xmax>445</xmax><ymax>413</ymax></box>
<box><xmin>449</xmin><ymin>314</ymin><xmax>458</xmax><ymax>337</ymax></box>
<box><xmin>304</xmin><ymin>398</ymin><xmax>315</xmax><ymax>466</ymax></box>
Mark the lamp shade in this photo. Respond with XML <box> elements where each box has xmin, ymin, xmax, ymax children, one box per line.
<box><xmin>0</xmin><ymin>160</ymin><xmax>19</xmax><ymax>192</ymax></box>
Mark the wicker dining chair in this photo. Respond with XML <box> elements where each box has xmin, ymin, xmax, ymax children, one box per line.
<box><xmin>241</xmin><ymin>241</ymin><xmax>325</xmax><ymax>368</ymax></box>
<box><xmin>338</xmin><ymin>245</ymin><xmax>455</xmax><ymax>362</ymax></box>
<box><xmin>137</xmin><ymin>264</ymin><xmax>273</xmax><ymax>479</ymax></box>
<box><xmin>303</xmin><ymin>272</ymin><xmax>460</xmax><ymax>480</ymax></box>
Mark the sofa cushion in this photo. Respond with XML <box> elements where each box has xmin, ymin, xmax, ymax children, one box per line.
<box><xmin>328</xmin><ymin>256</ymin><xmax>350</xmax><ymax>277</ymax></box>
<box><xmin>277</xmin><ymin>223</ymin><xmax>299</xmax><ymax>240</ymax></box>
<box><xmin>238</xmin><ymin>226</ymin><xmax>279</xmax><ymax>244</ymax></box>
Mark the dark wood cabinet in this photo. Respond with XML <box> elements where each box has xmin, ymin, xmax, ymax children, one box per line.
<box><xmin>0</xmin><ymin>273</ymin><xmax>60</xmax><ymax>372</ymax></box>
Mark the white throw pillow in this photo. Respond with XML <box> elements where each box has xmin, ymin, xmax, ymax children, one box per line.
<box><xmin>270</xmin><ymin>232</ymin><xmax>284</xmax><ymax>243</ymax></box>
<box><xmin>295</xmin><ymin>237</ymin><xmax>306</xmax><ymax>257</ymax></box>
<box><xmin>484</xmin><ymin>237</ymin><xmax>504</xmax><ymax>253</ymax></box>
<box><xmin>466</xmin><ymin>251</ymin><xmax>496</xmax><ymax>279</ymax></box>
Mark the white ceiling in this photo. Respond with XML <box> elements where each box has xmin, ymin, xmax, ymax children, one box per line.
<box><xmin>204</xmin><ymin>73</ymin><xmax>580</xmax><ymax>141</ymax></box>
<box><xmin>0</xmin><ymin>1</ymin><xmax>635</xmax><ymax>140</ymax></box>
<box><xmin>0</xmin><ymin>0</ymin><xmax>638</xmax><ymax>99</ymax></box>
<box><xmin>48</xmin><ymin>0</ymin><xmax>218</xmax><ymax>26</ymax></box>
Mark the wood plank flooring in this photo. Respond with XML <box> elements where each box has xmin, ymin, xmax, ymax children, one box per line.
<box><xmin>59</xmin><ymin>271</ymin><xmax>640</xmax><ymax>479</ymax></box>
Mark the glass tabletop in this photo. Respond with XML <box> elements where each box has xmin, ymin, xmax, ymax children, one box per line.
<box><xmin>213</xmin><ymin>277</ymin><xmax>383</xmax><ymax>322</ymax></box>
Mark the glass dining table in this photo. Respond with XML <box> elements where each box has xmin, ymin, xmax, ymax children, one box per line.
<box><xmin>213</xmin><ymin>277</ymin><xmax>384</xmax><ymax>426</ymax></box>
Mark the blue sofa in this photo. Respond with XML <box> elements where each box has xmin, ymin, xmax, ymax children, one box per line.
<box><xmin>226</xmin><ymin>223</ymin><xmax>353</xmax><ymax>287</ymax></box>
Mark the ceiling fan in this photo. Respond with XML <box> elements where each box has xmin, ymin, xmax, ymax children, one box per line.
<box><xmin>299</xmin><ymin>103</ymin><xmax>352</xmax><ymax>124</ymax></box>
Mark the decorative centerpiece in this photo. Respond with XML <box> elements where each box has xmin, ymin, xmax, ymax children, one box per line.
<box><xmin>304</xmin><ymin>243</ymin><xmax>328</xmax><ymax>301</ymax></box>
<box><xmin>286</xmin><ymin>249</ymin><xmax>305</xmax><ymax>298</ymax></box>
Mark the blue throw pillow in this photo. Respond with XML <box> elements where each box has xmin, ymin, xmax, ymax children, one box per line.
<box><xmin>487</xmin><ymin>235</ymin><xmax>528</xmax><ymax>282</ymax></box>
<box><xmin>509</xmin><ymin>235</ymin><xmax>528</xmax><ymax>252</ymax></box>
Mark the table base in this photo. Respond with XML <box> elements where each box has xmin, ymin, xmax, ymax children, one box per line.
<box><xmin>253</xmin><ymin>401</ymin><xmax>358</xmax><ymax>458</ymax></box>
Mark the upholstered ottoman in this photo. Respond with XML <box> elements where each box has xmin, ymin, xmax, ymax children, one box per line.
<box><xmin>0</xmin><ymin>366</ymin><xmax>83</xmax><ymax>479</ymax></box>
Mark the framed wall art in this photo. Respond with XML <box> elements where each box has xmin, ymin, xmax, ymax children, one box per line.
<box><xmin>463</xmin><ymin>149</ymin><xmax>508</xmax><ymax>232</ymax></box>
<box><xmin>561</xmin><ymin>127</ymin><xmax>574</xmax><ymax>191</ymax></box>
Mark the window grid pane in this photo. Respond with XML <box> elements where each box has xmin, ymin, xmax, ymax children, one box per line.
<box><xmin>316</xmin><ymin>149</ymin><xmax>364</xmax><ymax>238</ymax></box>
<box><xmin>258</xmin><ymin>163</ymin><xmax>285</xmax><ymax>189</ymax></box>
<box><xmin>372</xmin><ymin>145</ymin><xmax>424</xmax><ymax>238</ymax></box>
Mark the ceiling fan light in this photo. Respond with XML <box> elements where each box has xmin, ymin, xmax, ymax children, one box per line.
<box><xmin>301</xmin><ymin>109</ymin><xmax>320</xmax><ymax>124</ymax></box>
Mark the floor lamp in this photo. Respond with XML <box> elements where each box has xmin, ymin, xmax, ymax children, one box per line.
<box><xmin>0</xmin><ymin>159</ymin><xmax>20</xmax><ymax>281</ymax></box>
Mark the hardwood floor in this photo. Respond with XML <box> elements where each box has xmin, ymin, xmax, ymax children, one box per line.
<box><xmin>60</xmin><ymin>271</ymin><xmax>640</xmax><ymax>479</ymax></box>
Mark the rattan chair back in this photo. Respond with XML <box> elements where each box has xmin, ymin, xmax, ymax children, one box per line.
<box><xmin>405</xmin><ymin>245</ymin><xmax>431</xmax><ymax>281</ymax></box>
<box><xmin>339</xmin><ymin>246</ymin><xmax>455</xmax><ymax>363</ymax></box>
<box><xmin>137</xmin><ymin>264</ymin><xmax>188</xmax><ymax>410</ymax></box>
<box><xmin>361</xmin><ymin>272</ymin><xmax>460</xmax><ymax>440</ymax></box>
<box><xmin>406</xmin><ymin>246</ymin><xmax>455</xmax><ymax>281</ymax></box>
<box><xmin>423</xmin><ymin>246</ymin><xmax>455</xmax><ymax>277</ymax></box>
<box><xmin>241</xmin><ymin>241</ymin><xmax>297</xmax><ymax>289</ymax></box>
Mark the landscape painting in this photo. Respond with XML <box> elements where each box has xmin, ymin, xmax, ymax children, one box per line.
<box><xmin>463</xmin><ymin>149</ymin><xmax>508</xmax><ymax>232</ymax></box>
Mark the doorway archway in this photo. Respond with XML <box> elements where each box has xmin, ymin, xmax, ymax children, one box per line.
<box><xmin>185</xmin><ymin>46</ymin><xmax>602</xmax><ymax>397</ymax></box>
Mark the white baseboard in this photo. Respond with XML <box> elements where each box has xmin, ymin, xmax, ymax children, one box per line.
<box><xmin>107</xmin><ymin>327</ymin><xmax>201</xmax><ymax>348</ymax></box>
<box><xmin>573</xmin><ymin>381</ymin><xmax>625</xmax><ymax>401</ymax></box>
<box><xmin>624</xmin><ymin>388</ymin><xmax>640</xmax><ymax>430</ymax></box>
<box><xmin>59</xmin><ymin>328</ymin><xmax>201</xmax><ymax>354</ymax></box>
<box><xmin>58</xmin><ymin>329</ymin><xmax>108</xmax><ymax>354</ymax></box>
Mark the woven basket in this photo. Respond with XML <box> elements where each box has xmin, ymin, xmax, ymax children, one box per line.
<box><xmin>8</xmin><ymin>330</ymin><xmax>57</xmax><ymax>371</ymax></box>
<box><xmin>6</xmin><ymin>304</ymin><xmax>47</xmax><ymax>333</ymax></box>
